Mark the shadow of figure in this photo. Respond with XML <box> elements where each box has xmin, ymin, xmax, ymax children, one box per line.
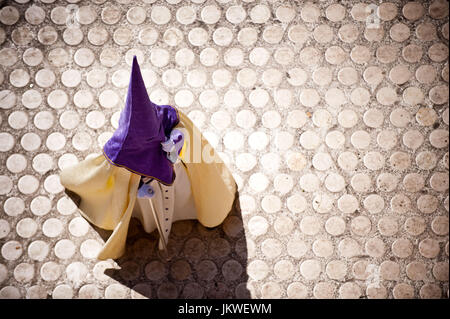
<box><xmin>99</xmin><ymin>190</ymin><xmax>250</xmax><ymax>299</ymax></box>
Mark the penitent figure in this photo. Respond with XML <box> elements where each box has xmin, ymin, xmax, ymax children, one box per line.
<box><xmin>59</xmin><ymin>56</ymin><xmax>236</xmax><ymax>260</ymax></box>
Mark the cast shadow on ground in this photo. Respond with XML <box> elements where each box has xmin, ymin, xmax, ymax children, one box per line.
<box><xmin>66</xmin><ymin>189</ymin><xmax>251</xmax><ymax>299</ymax></box>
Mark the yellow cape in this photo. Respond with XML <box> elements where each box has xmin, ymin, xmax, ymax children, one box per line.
<box><xmin>59</xmin><ymin>110</ymin><xmax>236</xmax><ymax>260</ymax></box>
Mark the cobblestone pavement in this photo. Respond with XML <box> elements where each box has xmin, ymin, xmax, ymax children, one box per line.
<box><xmin>0</xmin><ymin>0</ymin><xmax>449</xmax><ymax>299</ymax></box>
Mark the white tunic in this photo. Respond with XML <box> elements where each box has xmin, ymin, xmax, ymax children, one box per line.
<box><xmin>131</xmin><ymin>161</ymin><xmax>197</xmax><ymax>249</ymax></box>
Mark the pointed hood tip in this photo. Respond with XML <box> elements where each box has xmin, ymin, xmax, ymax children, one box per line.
<box><xmin>129</xmin><ymin>56</ymin><xmax>145</xmax><ymax>90</ymax></box>
<box><xmin>131</xmin><ymin>55</ymin><xmax>140</xmax><ymax>71</ymax></box>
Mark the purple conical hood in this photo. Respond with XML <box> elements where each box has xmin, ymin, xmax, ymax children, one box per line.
<box><xmin>103</xmin><ymin>56</ymin><xmax>179</xmax><ymax>185</ymax></box>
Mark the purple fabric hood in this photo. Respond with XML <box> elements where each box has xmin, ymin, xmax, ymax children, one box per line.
<box><xmin>103</xmin><ymin>56</ymin><xmax>179</xmax><ymax>185</ymax></box>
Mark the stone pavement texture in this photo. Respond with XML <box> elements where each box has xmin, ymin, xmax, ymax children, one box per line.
<box><xmin>0</xmin><ymin>0</ymin><xmax>449</xmax><ymax>299</ymax></box>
